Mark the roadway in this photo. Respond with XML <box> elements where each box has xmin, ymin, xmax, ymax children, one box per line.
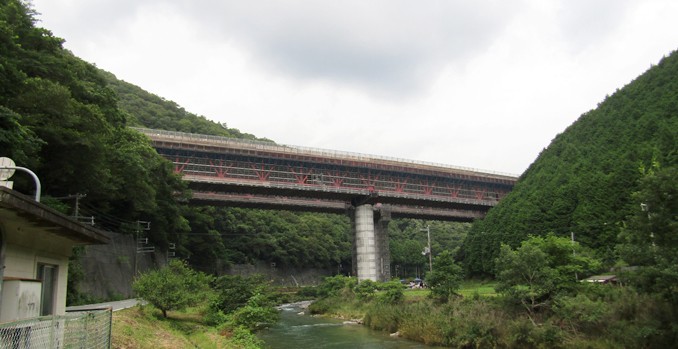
<box><xmin>66</xmin><ymin>298</ymin><xmax>146</xmax><ymax>312</ymax></box>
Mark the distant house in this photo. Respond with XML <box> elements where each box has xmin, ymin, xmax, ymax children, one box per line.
<box><xmin>582</xmin><ymin>274</ymin><xmax>618</xmax><ymax>284</ymax></box>
<box><xmin>0</xmin><ymin>187</ymin><xmax>110</xmax><ymax>322</ymax></box>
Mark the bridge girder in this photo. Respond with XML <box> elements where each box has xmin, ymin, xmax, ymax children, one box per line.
<box><xmin>189</xmin><ymin>191</ymin><xmax>484</xmax><ymax>222</ymax></box>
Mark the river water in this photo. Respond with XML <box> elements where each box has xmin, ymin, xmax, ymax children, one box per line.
<box><xmin>258</xmin><ymin>303</ymin><xmax>445</xmax><ymax>349</ymax></box>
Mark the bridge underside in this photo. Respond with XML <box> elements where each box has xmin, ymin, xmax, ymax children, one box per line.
<box><xmin>185</xmin><ymin>175</ymin><xmax>494</xmax><ymax>212</ymax></box>
<box><xmin>189</xmin><ymin>188</ymin><xmax>485</xmax><ymax>282</ymax></box>
<box><xmin>187</xmin><ymin>179</ymin><xmax>488</xmax><ymax>282</ymax></box>
<box><xmin>190</xmin><ymin>191</ymin><xmax>484</xmax><ymax>222</ymax></box>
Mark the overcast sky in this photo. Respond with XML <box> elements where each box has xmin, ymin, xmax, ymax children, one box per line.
<box><xmin>31</xmin><ymin>0</ymin><xmax>678</xmax><ymax>175</ymax></box>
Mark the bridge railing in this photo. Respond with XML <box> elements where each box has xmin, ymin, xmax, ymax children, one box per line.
<box><xmin>176</xmin><ymin>156</ymin><xmax>508</xmax><ymax>203</ymax></box>
<box><xmin>132</xmin><ymin>127</ymin><xmax>519</xmax><ymax>179</ymax></box>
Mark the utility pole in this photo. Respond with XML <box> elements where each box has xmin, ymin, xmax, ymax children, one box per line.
<box><xmin>571</xmin><ymin>232</ymin><xmax>578</xmax><ymax>281</ymax></box>
<box><xmin>134</xmin><ymin>221</ymin><xmax>153</xmax><ymax>275</ymax></box>
<box><xmin>72</xmin><ymin>193</ymin><xmax>86</xmax><ymax>218</ymax></box>
<box><xmin>422</xmin><ymin>225</ymin><xmax>433</xmax><ymax>273</ymax></box>
<box><xmin>52</xmin><ymin>193</ymin><xmax>93</xmax><ymax>225</ymax></box>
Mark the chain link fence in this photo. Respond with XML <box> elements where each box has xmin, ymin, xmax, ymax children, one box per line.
<box><xmin>0</xmin><ymin>307</ymin><xmax>111</xmax><ymax>349</ymax></box>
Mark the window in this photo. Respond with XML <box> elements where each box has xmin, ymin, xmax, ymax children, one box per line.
<box><xmin>37</xmin><ymin>263</ymin><xmax>58</xmax><ymax>316</ymax></box>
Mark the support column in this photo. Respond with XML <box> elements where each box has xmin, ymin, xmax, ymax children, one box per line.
<box><xmin>375</xmin><ymin>207</ymin><xmax>391</xmax><ymax>281</ymax></box>
<box><xmin>350</xmin><ymin>204</ymin><xmax>391</xmax><ymax>282</ymax></box>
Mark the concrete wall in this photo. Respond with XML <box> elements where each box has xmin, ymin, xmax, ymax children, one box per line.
<box><xmin>77</xmin><ymin>231</ymin><xmax>166</xmax><ymax>300</ymax></box>
<box><xmin>228</xmin><ymin>262</ymin><xmax>333</xmax><ymax>286</ymax></box>
<box><xmin>77</xmin><ymin>232</ymin><xmax>333</xmax><ymax>300</ymax></box>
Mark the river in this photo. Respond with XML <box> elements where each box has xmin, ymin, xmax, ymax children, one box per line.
<box><xmin>258</xmin><ymin>302</ymin><xmax>445</xmax><ymax>349</ymax></box>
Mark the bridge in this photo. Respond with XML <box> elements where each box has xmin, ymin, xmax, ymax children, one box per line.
<box><xmin>135</xmin><ymin>128</ymin><xmax>517</xmax><ymax>281</ymax></box>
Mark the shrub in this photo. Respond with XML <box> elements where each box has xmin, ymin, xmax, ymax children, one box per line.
<box><xmin>229</xmin><ymin>293</ymin><xmax>279</xmax><ymax>330</ymax></box>
<box><xmin>553</xmin><ymin>294</ymin><xmax>611</xmax><ymax>334</ymax></box>
<box><xmin>354</xmin><ymin>279</ymin><xmax>378</xmax><ymax>301</ymax></box>
<box><xmin>221</xmin><ymin>325</ymin><xmax>264</xmax><ymax>349</ymax></box>
<box><xmin>132</xmin><ymin>260</ymin><xmax>213</xmax><ymax>318</ymax></box>
<box><xmin>377</xmin><ymin>281</ymin><xmax>405</xmax><ymax>305</ymax></box>
<box><xmin>397</xmin><ymin>300</ymin><xmax>449</xmax><ymax>345</ymax></box>
<box><xmin>317</xmin><ymin>275</ymin><xmax>357</xmax><ymax>298</ymax></box>
<box><xmin>364</xmin><ymin>303</ymin><xmax>401</xmax><ymax>333</ymax></box>
<box><xmin>297</xmin><ymin>286</ymin><xmax>319</xmax><ymax>298</ymax></box>
<box><xmin>210</xmin><ymin>274</ymin><xmax>269</xmax><ymax>314</ymax></box>
<box><xmin>307</xmin><ymin>297</ymin><xmax>336</xmax><ymax>314</ymax></box>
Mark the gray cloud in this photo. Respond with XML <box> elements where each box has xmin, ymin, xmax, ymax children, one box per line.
<box><xmin>555</xmin><ymin>0</ymin><xmax>633</xmax><ymax>52</ymax></box>
<box><xmin>174</xmin><ymin>0</ymin><xmax>523</xmax><ymax>98</ymax></box>
<box><xmin>32</xmin><ymin>0</ymin><xmax>143</xmax><ymax>40</ymax></box>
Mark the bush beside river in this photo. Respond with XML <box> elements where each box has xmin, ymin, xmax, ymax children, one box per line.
<box><xmin>111</xmin><ymin>305</ymin><xmax>263</xmax><ymax>349</ymax></box>
<box><xmin>308</xmin><ymin>275</ymin><xmax>677</xmax><ymax>349</ymax></box>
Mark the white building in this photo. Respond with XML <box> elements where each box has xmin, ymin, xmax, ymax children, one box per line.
<box><xmin>0</xmin><ymin>187</ymin><xmax>110</xmax><ymax>322</ymax></box>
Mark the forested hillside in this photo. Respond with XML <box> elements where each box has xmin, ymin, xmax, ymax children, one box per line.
<box><xmin>101</xmin><ymin>70</ymin><xmax>269</xmax><ymax>141</ymax></box>
<box><xmin>1</xmin><ymin>0</ymin><xmax>189</xmax><ymax>250</ymax></box>
<box><xmin>462</xmin><ymin>50</ymin><xmax>678</xmax><ymax>276</ymax></box>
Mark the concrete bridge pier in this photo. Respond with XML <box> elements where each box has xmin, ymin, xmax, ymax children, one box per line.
<box><xmin>350</xmin><ymin>204</ymin><xmax>391</xmax><ymax>282</ymax></box>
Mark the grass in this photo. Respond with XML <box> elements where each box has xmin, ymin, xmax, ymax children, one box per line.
<box><xmin>457</xmin><ymin>280</ymin><xmax>498</xmax><ymax>297</ymax></box>
<box><xmin>403</xmin><ymin>288</ymin><xmax>429</xmax><ymax>300</ymax></box>
<box><xmin>403</xmin><ymin>280</ymin><xmax>498</xmax><ymax>300</ymax></box>
<box><xmin>111</xmin><ymin>305</ymin><xmax>261</xmax><ymax>349</ymax></box>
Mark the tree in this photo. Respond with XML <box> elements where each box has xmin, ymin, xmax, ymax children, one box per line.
<box><xmin>0</xmin><ymin>106</ymin><xmax>42</xmax><ymax>166</ymax></box>
<box><xmin>132</xmin><ymin>260</ymin><xmax>213</xmax><ymax>318</ymax></box>
<box><xmin>617</xmin><ymin>164</ymin><xmax>678</xmax><ymax>301</ymax></box>
<box><xmin>495</xmin><ymin>234</ymin><xmax>600</xmax><ymax>317</ymax></box>
<box><xmin>426</xmin><ymin>250</ymin><xmax>463</xmax><ymax>302</ymax></box>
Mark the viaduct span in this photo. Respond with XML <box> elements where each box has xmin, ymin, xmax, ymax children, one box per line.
<box><xmin>136</xmin><ymin>128</ymin><xmax>517</xmax><ymax>281</ymax></box>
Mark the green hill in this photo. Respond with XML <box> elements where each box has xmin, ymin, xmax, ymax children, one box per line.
<box><xmin>462</xmin><ymin>50</ymin><xmax>678</xmax><ymax>276</ymax></box>
<box><xmin>100</xmin><ymin>70</ymin><xmax>269</xmax><ymax>141</ymax></box>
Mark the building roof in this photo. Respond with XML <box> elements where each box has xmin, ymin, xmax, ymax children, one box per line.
<box><xmin>0</xmin><ymin>187</ymin><xmax>110</xmax><ymax>245</ymax></box>
<box><xmin>583</xmin><ymin>275</ymin><xmax>618</xmax><ymax>283</ymax></box>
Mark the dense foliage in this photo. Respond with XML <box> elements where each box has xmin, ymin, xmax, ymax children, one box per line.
<box><xmin>205</xmin><ymin>274</ymin><xmax>279</xmax><ymax>331</ymax></box>
<box><xmin>307</xmin><ymin>275</ymin><xmax>405</xmax><ymax>316</ymax></box>
<box><xmin>1</xmin><ymin>0</ymin><xmax>190</xmax><ymax>253</ymax></box>
<box><xmin>131</xmin><ymin>262</ymin><xmax>275</xmax><ymax>347</ymax></box>
<box><xmin>310</xmin><ymin>252</ymin><xmax>676</xmax><ymax>348</ymax></box>
<box><xmin>617</xmin><ymin>163</ymin><xmax>678</xmax><ymax>302</ymax></box>
<box><xmin>495</xmin><ymin>234</ymin><xmax>601</xmax><ymax>316</ymax></box>
<box><xmin>463</xmin><ymin>50</ymin><xmax>678</xmax><ymax>276</ymax></box>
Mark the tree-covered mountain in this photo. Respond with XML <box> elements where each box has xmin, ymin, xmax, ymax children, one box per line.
<box><xmin>462</xmin><ymin>50</ymin><xmax>678</xmax><ymax>276</ymax></box>
<box><xmin>101</xmin><ymin>70</ymin><xmax>270</xmax><ymax>141</ymax></box>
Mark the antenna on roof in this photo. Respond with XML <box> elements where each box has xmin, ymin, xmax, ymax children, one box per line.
<box><xmin>0</xmin><ymin>157</ymin><xmax>41</xmax><ymax>202</ymax></box>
